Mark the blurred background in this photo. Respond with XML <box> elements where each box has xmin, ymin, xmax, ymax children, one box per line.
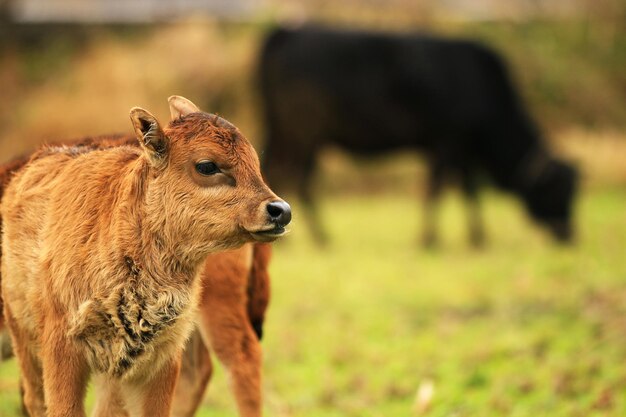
<box><xmin>0</xmin><ymin>0</ymin><xmax>625</xmax><ymax>416</ymax></box>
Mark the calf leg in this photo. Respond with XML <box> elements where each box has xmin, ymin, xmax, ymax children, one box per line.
<box><xmin>91</xmin><ymin>376</ymin><xmax>128</xmax><ymax>417</ymax></box>
<box><xmin>198</xmin><ymin>304</ymin><xmax>263</xmax><ymax>417</ymax></box>
<box><xmin>41</xmin><ymin>318</ymin><xmax>89</xmax><ymax>417</ymax></box>
<box><xmin>121</xmin><ymin>356</ymin><xmax>182</xmax><ymax>417</ymax></box>
<box><xmin>422</xmin><ymin>160</ymin><xmax>445</xmax><ymax>248</ymax></box>
<box><xmin>171</xmin><ymin>328</ymin><xmax>213</xmax><ymax>417</ymax></box>
<box><xmin>4</xmin><ymin>309</ymin><xmax>46</xmax><ymax>417</ymax></box>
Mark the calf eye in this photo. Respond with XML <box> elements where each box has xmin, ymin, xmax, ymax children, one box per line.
<box><xmin>195</xmin><ymin>161</ymin><xmax>220</xmax><ymax>176</ymax></box>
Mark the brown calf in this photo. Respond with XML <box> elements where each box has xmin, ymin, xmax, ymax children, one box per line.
<box><xmin>0</xmin><ymin>136</ymin><xmax>272</xmax><ymax>417</ymax></box>
<box><xmin>0</xmin><ymin>96</ymin><xmax>289</xmax><ymax>417</ymax></box>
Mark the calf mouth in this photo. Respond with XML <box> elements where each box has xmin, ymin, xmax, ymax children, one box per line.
<box><xmin>248</xmin><ymin>224</ymin><xmax>287</xmax><ymax>242</ymax></box>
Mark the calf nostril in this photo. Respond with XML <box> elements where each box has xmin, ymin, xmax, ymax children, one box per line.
<box><xmin>266</xmin><ymin>201</ymin><xmax>292</xmax><ymax>227</ymax></box>
<box><xmin>267</xmin><ymin>202</ymin><xmax>283</xmax><ymax>218</ymax></box>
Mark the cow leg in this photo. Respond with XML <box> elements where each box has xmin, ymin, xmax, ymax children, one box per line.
<box><xmin>4</xmin><ymin>309</ymin><xmax>46</xmax><ymax>417</ymax></box>
<box><xmin>460</xmin><ymin>168</ymin><xmax>485</xmax><ymax>247</ymax></box>
<box><xmin>171</xmin><ymin>328</ymin><xmax>213</xmax><ymax>417</ymax></box>
<box><xmin>301</xmin><ymin>187</ymin><xmax>327</xmax><ymax>246</ymax></box>
<box><xmin>296</xmin><ymin>154</ymin><xmax>328</xmax><ymax>245</ymax></box>
<box><xmin>421</xmin><ymin>160</ymin><xmax>445</xmax><ymax>247</ymax></box>
<box><xmin>198</xmin><ymin>303</ymin><xmax>263</xmax><ymax>417</ymax></box>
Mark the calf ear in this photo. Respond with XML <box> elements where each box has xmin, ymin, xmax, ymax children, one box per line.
<box><xmin>129</xmin><ymin>107</ymin><xmax>169</xmax><ymax>167</ymax></box>
<box><xmin>168</xmin><ymin>95</ymin><xmax>200</xmax><ymax>120</ymax></box>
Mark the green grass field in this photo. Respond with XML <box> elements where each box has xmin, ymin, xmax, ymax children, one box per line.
<box><xmin>1</xmin><ymin>186</ymin><xmax>624</xmax><ymax>416</ymax></box>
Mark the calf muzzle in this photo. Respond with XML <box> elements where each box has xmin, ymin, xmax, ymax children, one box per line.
<box><xmin>266</xmin><ymin>200</ymin><xmax>292</xmax><ymax>227</ymax></box>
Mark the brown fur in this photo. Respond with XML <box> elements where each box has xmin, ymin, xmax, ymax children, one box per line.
<box><xmin>0</xmin><ymin>96</ymin><xmax>285</xmax><ymax>417</ymax></box>
<box><xmin>0</xmin><ymin>137</ymin><xmax>272</xmax><ymax>417</ymax></box>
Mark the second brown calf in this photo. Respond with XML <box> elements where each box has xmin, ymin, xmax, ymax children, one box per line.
<box><xmin>173</xmin><ymin>243</ymin><xmax>272</xmax><ymax>417</ymax></box>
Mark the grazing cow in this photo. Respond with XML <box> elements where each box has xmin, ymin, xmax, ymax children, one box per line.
<box><xmin>0</xmin><ymin>96</ymin><xmax>290</xmax><ymax>417</ymax></box>
<box><xmin>259</xmin><ymin>26</ymin><xmax>578</xmax><ymax>246</ymax></box>
<box><xmin>0</xmin><ymin>137</ymin><xmax>272</xmax><ymax>417</ymax></box>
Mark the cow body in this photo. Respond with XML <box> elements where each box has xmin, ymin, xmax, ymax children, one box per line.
<box><xmin>260</xmin><ymin>26</ymin><xmax>577</xmax><ymax>245</ymax></box>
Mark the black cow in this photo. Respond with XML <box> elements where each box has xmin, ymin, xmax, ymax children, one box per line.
<box><xmin>259</xmin><ymin>26</ymin><xmax>578</xmax><ymax>246</ymax></box>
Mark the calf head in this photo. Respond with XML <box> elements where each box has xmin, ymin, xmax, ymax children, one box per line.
<box><xmin>522</xmin><ymin>158</ymin><xmax>578</xmax><ymax>242</ymax></box>
<box><xmin>130</xmin><ymin>96</ymin><xmax>291</xmax><ymax>261</ymax></box>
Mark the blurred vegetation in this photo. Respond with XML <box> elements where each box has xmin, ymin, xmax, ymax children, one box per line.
<box><xmin>454</xmin><ymin>20</ymin><xmax>626</xmax><ymax>129</ymax></box>
<box><xmin>0</xmin><ymin>2</ymin><xmax>624</xmax><ymax>162</ymax></box>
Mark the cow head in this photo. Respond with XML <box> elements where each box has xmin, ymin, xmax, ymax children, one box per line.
<box><xmin>522</xmin><ymin>157</ymin><xmax>579</xmax><ymax>242</ymax></box>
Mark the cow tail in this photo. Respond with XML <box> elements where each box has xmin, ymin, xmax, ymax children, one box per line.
<box><xmin>246</xmin><ymin>243</ymin><xmax>272</xmax><ymax>341</ymax></box>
